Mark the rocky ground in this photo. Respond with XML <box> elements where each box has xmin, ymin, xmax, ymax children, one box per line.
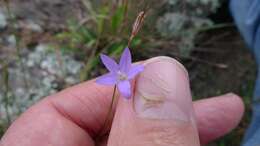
<box><xmin>0</xmin><ymin>0</ymin><xmax>86</xmax><ymax>30</ymax></box>
<box><xmin>0</xmin><ymin>0</ymin><xmax>85</xmax><ymax>123</ymax></box>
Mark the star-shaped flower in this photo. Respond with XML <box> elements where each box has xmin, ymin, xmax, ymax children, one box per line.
<box><xmin>96</xmin><ymin>48</ymin><xmax>144</xmax><ymax>99</ymax></box>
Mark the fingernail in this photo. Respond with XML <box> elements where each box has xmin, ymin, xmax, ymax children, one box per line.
<box><xmin>134</xmin><ymin>56</ymin><xmax>193</xmax><ymax>122</ymax></box>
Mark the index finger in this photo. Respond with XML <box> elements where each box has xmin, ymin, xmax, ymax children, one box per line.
<box><xmin>0</xmin><ymin>80</ymin><xmax>115</xmax><ymax>146</ymax></box>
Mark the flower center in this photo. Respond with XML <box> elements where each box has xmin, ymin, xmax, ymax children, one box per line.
<box><xmin>117</xmin><ymin>71</ymin><xmax>128</xmax><ymax>81</ymax></box>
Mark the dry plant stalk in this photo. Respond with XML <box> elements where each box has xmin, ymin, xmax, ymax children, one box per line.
<box><xmin>96</xmin><ymin>10</ymin><xmax>146</xmax><ymax>140</ymax></box>
<box><xmin>128</xmin><ymin>11</ymin><xmax>146</xmax><ymax>47</ymax></box>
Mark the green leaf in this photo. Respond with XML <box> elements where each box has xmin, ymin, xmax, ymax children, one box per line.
<box><xmin>111</xmin><ymin>6</ymin><xmax>126</xmax><ymax>34</ymax></box>
<box><xmin>131</xmin><ymin>37</ymin><xmax>142</xmax><ymax>47</ymax></box>
<box><xmin>55</xmin><ymin>32</ymin><xmax>73</xmax><ymax>40</ymax></box>
<box><xmin>107</xmin><ymin>42</ymin><xmax>126</xmax><ymax>57</ymax></box>
<box><xmin>67</xmin><ymin>19</ymin><xmax>79</xmax><ymax>32</ymax></box>
<box><xmin>80</xmin><ymin>55</ymin><xmax>100</xmax><ymax>80</ymax></box>
<box><xmin>80</xmin><ymin>27</ymin><xmax>97</xmax><ymax>47</ymax></box>
<box><xmin>96</xmin><ymin>6</ymin><xmax>109</xmax><ymax>34</ymax></box>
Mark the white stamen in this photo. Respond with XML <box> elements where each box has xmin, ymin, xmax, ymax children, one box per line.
<box><xmin>117</xmin><ymin>71</ymin><xmax>128</xmax><ymax>81</ymax></box>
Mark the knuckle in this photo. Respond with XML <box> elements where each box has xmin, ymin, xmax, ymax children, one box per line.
<box><xmin>149</xmin><ymin>126</ymin><xmax>182</xmax><ymax>146</ymax></box>
<box><xmin>140</xmin><ymin>122</ymin><xmax>199</xmax><ymax>146</ymax></box>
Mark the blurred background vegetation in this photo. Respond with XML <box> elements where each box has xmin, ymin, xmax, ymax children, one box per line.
<box><xmin>0</xmin><ymin>0</ymin><xmax>256</xmax><ymax>145</ymax></box>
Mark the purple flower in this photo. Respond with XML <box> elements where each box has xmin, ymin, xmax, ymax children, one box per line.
<box><xmin>96</xmin><ymin>48</ymin><xmax>144</xmax><ymax>99</ymax></box>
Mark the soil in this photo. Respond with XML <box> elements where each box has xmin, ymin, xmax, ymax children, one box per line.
<box><xmin>191</xmin><ymin>29</ymin><xmax>256</xmax><ymax>99</ymax></box>
<box><xmin>188</xmin><ymin>28</ymin><xmax>255</xmax><ymax>146</ymax></box>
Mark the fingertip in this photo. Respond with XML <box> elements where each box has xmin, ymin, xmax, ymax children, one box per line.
<box><xmin>194</xmin><ymin>93</ymin><xmax>245</xmax><ymax>144</ymax></box>
<box><xmin>225</xmin><ymin>93</ymin><xmax>245</xmax><ymax>118</ymax></box>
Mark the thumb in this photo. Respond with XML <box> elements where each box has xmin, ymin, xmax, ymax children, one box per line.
<box><xmin>108</xmin><ymin>56</ymin><xmax>200</xmax><ymax>146</ymax></box>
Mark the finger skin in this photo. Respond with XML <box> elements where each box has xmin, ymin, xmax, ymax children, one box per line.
<box><xmin>108</xmin><ymin>98</ymin><xmax>200</xmax><ymax>146</ymax></box>
<box><xmin>48</xmin><ymin>80</ymin><xmax>116</xmax><ymax>136</ymax></box>
<box><xmin>194</xmin><ymin>93</ymin><xmax>245</xmax><ymax>145</ymax></box>
<box><xmin>98</xmin><ymin>94</ymin><xmax>245</xmax><ymax>146</ymax></box>
<box><xmin>0</xmin><ymin>80</ymin><xmax>114</xmax><ymax>146</ymax></box>
<box><xmin>0</xmin><ymin>82</ymin><xmax>244</xmax><ymax>145</ymax></box>
<box><xmin>0</xmin><ymin>100</ymin><xmax>95</xmax><ymax>146</ymax></box>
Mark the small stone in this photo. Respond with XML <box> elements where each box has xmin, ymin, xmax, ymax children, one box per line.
<box><xmin>65</xmin><ymin>77</ymin><xmax>77</xmax><ymax>84</ymax></box>
<box><xmin>26</xmin><ymin>59</ymin><xmax>35</xmax><ymax>67</ymax></box>
<box><xmin>7</xmin><ymin>35</ymin><xmax>17</xmax><ymax>47</ymax></box>
<box><xmin>36</xmin><ymin>44</ymin><xmax>48</xmax><ymax>53</ymax></box>
<box><xmin>0</xmin><ymin>11</ymin><xmax>7</xmax><ymax>29</ymax></box>
<box><xmin>20</xmin><ymin>21</ymin><xmax>43</xmax><ymax>33</ymax></box>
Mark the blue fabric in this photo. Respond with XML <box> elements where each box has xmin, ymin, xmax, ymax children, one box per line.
<box><xmin>230</xmin><ymin>0</ymin><xmax>260</xmax><ymax>145</ymax></box>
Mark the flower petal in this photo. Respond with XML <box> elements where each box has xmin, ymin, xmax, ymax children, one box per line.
<box><xmin>96</xmin><ymin>73</ymin><xmax>117</xmax><ymax>85</ymax></box>
<box><xmin>117</xmin><ymin>80</ymin><xmax>131</xmax><ymax>99</ymax></box>
<box><xmin>119</xmin><ymin>48</ymin><xmax>132</xmax><ymax>73</ymax></box>
<box><xmin>128</xmin><ymin>64</ymin><xmax>144</xmax><ymax>79</ymax></box>
<box><xmin>100</xmin><ymin>54</ymin><xmax>119</xmax><ymax>73</ymax></box>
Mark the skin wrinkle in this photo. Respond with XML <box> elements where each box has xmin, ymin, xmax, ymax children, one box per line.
<box><xmin>48</xmin><ymin>100</ymin><xmax>75</xmax><ymax>126</ymax></box>
<box><xmin>77</xmin><ymin>84</ymin><xmax>120</xmax><ymax>135</ymax></box>
<box><xmin>141</xmin><ymin>72</ymin><xmax>172</xmax><ymax>93</ymax></box>
<box><xmin>140</xmin><ymin>95</ymin><xmax>164</xmax><ymax>110</ymax></box>
<box><xmin>50</xmin><ymin>98</ymin><xmax>97</xmax><ymax>135</ymax></box>
<box><xmin>84</xmin><ymin>85</ymin><xmax>115</xmax><ymax>129</ymax></box>
<box><xmin>135</xmin><ymin>66</ymin><xmax>168</xmax><ymax>109</ymax></box>
<box><xmin>139</xmin><ymin>121</ymin><xmax>196</xmax><ymax>146</ymax></box>
<box><xmin>49</xmin><ymin>83</ymin><xmax>112</xmax><ymax>136</ymax></box>
<box><xmin>48</xmin><ymin>108</ymin><xmax>95</xmax><ymax>146</ymax></box>
<box><xmin>203</xmin><ymin>102</ymin><xmax>236</xmax><ymax>134</ymax></box>
<box><xmin>149</xmin><ymin>126</ymin><xmax>181</xmax><ymax>146</ymax></box>
<box><xmin>50</xmin><ymin>112</ymin><xmax>72</xmax><ymax>146</ymax></box>
<box><xmin>47</xmin><ymin>85</ymin><xmax>114</xmax><ymax>145</ymax></box>
<box><xmin>92</xmin><ymin>84</ymin><xmax>119</xmax><ymax>116</ymax></box>
<box><xmin>76</xmin><ymin>95</ymin><xmax>102</xmax><ymax>130</ymax></box>
<box><xmin>53</xmin><ymin>95</ymin><xmax>97</xmax><ymax>135</ymax></box>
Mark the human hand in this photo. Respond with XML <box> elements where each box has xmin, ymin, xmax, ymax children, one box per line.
<box><xmin>0</xmin><ymin>57</ymin><xmax>244</xmax><ymax>146</ymax></box>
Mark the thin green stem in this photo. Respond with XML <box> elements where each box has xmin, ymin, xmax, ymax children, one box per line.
<box><xmin>80</xmin><ymin>6</ymin><xmax>105</xmax><ymax>80</ymax></box>
<box><xmin>2</xmin><ymin>63</ymin><xmax>11</xmax><ymax>125</ymax></box>
<box><xmin>96</xmin><ymin>85</ymin><xmax>117</xmax><ymax>139</ymax></box>
<box><xmin>80</xmin><ymin>36</ymin><xmax>100</xmax><ymax>80</ymax></box>
<box><xmin>196</xmin><ymin>23</ymin><xmax>235</xmax><ymax>33</ymax></box>
<box><xmin>4</xmin><ymin>0</ymin><xmax>29</xmax><ymax>89</ymax></box>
